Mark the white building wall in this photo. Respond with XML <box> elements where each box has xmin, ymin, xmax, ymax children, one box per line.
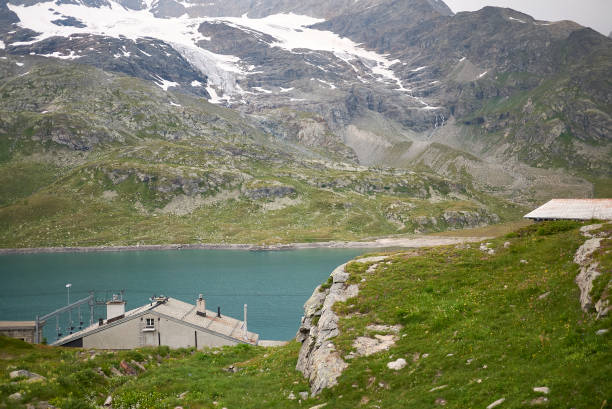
<box><xmin>82</xmin><ymin>313</ymin><xmax>239</xmax><ymax>349</ymax></box>
<box><xmin>83</xmin><ymin>317</ymin><xmax>141</xmax><ymax>349</ymax></box>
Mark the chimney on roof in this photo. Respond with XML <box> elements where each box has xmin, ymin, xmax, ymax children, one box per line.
<box><xmin>106</xmin><ymin>294</ymin><xmax>125</xmax><ymax>321</ymax></box>
<box><xmin>196</xmin><ymin>294</ymin><xmax>206</xmax><ymax>317</ymax></box>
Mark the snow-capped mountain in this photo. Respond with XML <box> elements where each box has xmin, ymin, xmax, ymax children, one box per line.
<box><xmin>1</xmin><ymin>0</ymin><xmax>611</xmax><ymax>202</ymax></box>
<box><xmin>2</xmin><ymin>0</ymin><xmax>434</xmax><ymax>104</ymax></box>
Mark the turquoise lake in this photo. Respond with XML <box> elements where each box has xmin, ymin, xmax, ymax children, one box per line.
<box><xmin>0</xmin><ymin>249</ymin><xmax>365</xmax><ymax>343</ymax></box>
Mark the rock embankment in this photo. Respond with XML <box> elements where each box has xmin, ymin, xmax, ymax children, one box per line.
<box><xmin>295</xmin><ymin>256</ymin><xmax>387</xmax><ymax>395</ymax></box>
<box><xmin>574</xmin><ymin>224</ymin><xmax>610</xmax><ymax>318</ymax></box>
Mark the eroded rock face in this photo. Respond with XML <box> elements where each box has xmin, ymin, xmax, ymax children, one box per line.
<box><xmin>442</xmin><ymin>210</ymin><xmax>500</xmax><ymax>229</ymax></box>
<box><xmin>574</xmin><ymin>224</ymin><xmax>610</xmax><ymax>317</ymax></box>
<box><xmin>295</xmin><ymin>256</ymin><xmax>386</xmax><ymax>395</ymax></box>
<box><xmin>243</xmin><ymin>185</ymin><xmax>296</xmax><ymax>200</ymax></box>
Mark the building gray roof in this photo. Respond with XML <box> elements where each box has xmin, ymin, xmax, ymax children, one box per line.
<box><xmin>0</xmin><ymin>321</ymin><xmax>37</xmax><ymax>330</ymax></box>
<box><xmin>53</xmin><ymin>297</ymin><xmax>258</xmax><ymax>347</ymax></box>
<box><xmin>524</xmin><ymin>199</ymin><xmax>612</xmax><ymax>221</ymax></box>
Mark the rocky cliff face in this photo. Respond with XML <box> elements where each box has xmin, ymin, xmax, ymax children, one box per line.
<box><xmin>574</xmin><ymin>224</ymin><xmax>611</xmax><ymax>319</ymax></box>
<box><xmin>296</xmin><ymin>256</ymin><xmax>387</xmax><ymax>395</ymax></box>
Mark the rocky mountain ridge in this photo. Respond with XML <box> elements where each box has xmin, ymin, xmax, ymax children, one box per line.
<box><xmin>0</xmin><ymin>0</ymin><xmax>610</xmax><ymax>247</ymax></box>
<box><xmin>0</xmin><ymin>55</ymin><xmax>521</xmax><ymax>248</ymax></box>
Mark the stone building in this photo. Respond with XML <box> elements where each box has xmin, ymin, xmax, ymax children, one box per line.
<box><xmin>0</xmin><ymin>321</ymin><xmax>43</xmax><ymax>343</ymax></box>
<box><xmin>53</xmin><ymin>295</ymin><xmax>259</xmax><ymax>349</ymax></box>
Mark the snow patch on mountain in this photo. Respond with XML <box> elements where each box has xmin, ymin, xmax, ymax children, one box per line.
<box><xmin>314</xmin><ymin>78</ymin><xmax>337</xmax><ymax>89</ymax></box>
<box><xmin>7</xmin><ymin>0</ymin><xmax>410</xmax><ymax>99</ymax></box>
<box><xmin>153</xmin><ymin>75</ymin><xmax>179</xmax><ymax>90</ymax></box>
<box><xmin>508</xmin><ymin>16</ymin><xmax>526</xmax><ymax>24</ymax></box>
<box><xmin>252</xmin><ymin>86</ymin><xmax>272</xmax><ymax>94</ymax></box>
<box><xmin>220</xmin><ymin>13</ymin><xmax>406</xmax><ymax>89</ymax></box>
<box><xmin>210</xmin><ymin>13</ymin><xmax>409</xmax><ymax>91</ymax></box>
<box><xmin>39</xmin><ymin>50</ymin><xmax>82</xmax><ymax>60</ymax></box>
<box><xmin>8</xmin><ymin>0</ymin><xmax>244</xmax><ymax>97</ymax></box>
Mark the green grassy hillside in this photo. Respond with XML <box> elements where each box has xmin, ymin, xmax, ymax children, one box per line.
<box><xmin>0</xmin><ymin>56</ymin><xmax>524</xmax><ymax>248</ymax></box>
<box><xmin>1</xmin><ymin>221</ymin><xmax>610</xmax><ymax>408</ymax></box>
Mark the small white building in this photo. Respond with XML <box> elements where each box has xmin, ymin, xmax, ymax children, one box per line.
<box><xmin>53</xmin><ymin>295</ymin><xmax>258</xmax><ymax>349</ymax></box>
<box><xmin>524</xmin><ymin>199</ymin><xmax>612</xmax><ymax>221</ymax></box>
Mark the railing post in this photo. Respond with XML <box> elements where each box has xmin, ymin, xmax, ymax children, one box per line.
<box><xmin>34</xmin><ymin>315</ymin><xmax>39</xmax><ymax>344</ymax></box>
<box><xmin>89</xmin><ymin>291</ymin><xmax>94</xmax><ymax>326</ymax></box>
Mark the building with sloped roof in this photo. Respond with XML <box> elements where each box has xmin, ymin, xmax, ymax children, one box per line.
<box><xmin>53</xmin><ymin>295</ymin><xmax>258</xmax><ymax>349</ymax></box>
<box><xmin>524</xmin><ymin>199</ymin><xmax>612</xmax><ymax>221</ymax></box>
<box><xmin>0</xmin><ymin>321</ymin><xmax>43</xmax><ymax>344</ymax></box>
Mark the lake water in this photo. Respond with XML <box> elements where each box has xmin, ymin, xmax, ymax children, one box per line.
<box><xmin>0</xmin><ymin>249</ymin><xmax>365</xmax><ymax>343</ymax></box>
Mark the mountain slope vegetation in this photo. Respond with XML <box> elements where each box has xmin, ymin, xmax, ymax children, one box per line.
<box><xmin>0</xmin><ymin>56</ymin><xmax>521</xmax><ymax>248</ymax></box>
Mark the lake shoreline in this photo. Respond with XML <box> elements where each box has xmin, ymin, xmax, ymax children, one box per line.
<box><xmin>0</xmin><ymin>236</ymin><xmax>487</xmax><ymax>255</ymax></box>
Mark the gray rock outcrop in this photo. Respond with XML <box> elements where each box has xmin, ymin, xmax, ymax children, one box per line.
<box><xmin>296</xmin><ymin>256</ymin><xmax>387</xmax><ymax>395</ymax></box>
<box><xmin>574</xmin><ymin>224</ymin><xmax>610</xmax><ymax>317</ymax></box>
<box><xmin>9</xmin><ymin>369</ymin><xmax>46</xmax><ymax>383</ymax></box>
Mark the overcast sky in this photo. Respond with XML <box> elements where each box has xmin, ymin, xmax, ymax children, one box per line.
<box><xmin>443</xmin><ymin>0</ymin><xmax>612</xmax><ymax>36</ymax></box>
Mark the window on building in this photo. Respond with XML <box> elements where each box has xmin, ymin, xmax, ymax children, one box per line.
<box><xmin>145</xmin><ymin>318</ymin><xmax>155</xmax><ymax>328</ymax></box>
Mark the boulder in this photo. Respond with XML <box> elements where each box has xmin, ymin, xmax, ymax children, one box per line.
<box><xmin>110</xmin><ymin>366</ymin><xmax>123</xmax><ymax>376</ymax></box>
<box><xmin>533</xmin><ymin>386</ymin><xmax>550</xmax><ymax>394</ymax></box>
<box><xmin>9</xmin><ymin>392</ymin><xmax>23</xmax><ymax>401</ymax></box>
<box><xmin>387</xmin><ymin>358</ymin><xmax>407</xmax><ymax>370</ymax></box>
<box><xmin>120</xmin><ymin>360</ymin><xmax>137</xmax><ymax>375</ymax></box>
<box><xmin>131</xmin><ymin>360</ymin><xmax>146</xmax><ymax>371</ymax></box>
<box><xmin>9</xmin><ymin>369</ymin><xmax>46</xmax><ymax>383</ymax></box>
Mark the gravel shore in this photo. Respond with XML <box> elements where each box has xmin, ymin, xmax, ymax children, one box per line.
<box><xmin>0</xmin><ymin>236</ymin><xmax>487</xmax><ymax>255</ymax></box>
